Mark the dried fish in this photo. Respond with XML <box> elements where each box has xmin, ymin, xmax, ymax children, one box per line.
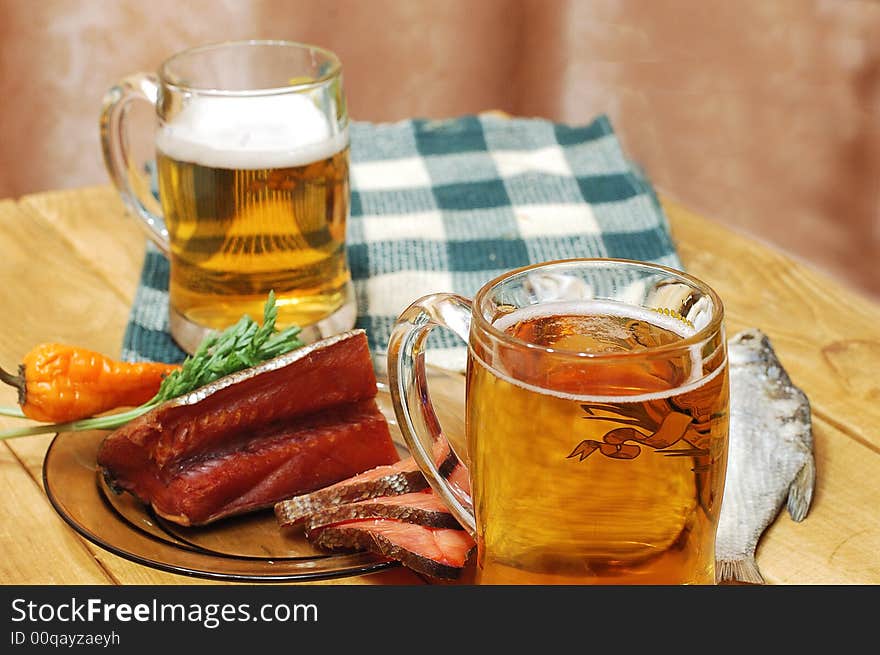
<box><xmin>715</xmin><ymin>328</ymin><xmax>815</xmax><ymax>583</ymax></box>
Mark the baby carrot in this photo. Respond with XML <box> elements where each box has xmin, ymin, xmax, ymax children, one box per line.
<box><xmin>0</xmin><ymin>343</ymin><xmax>180</xmax><ymax>423</ymax></box>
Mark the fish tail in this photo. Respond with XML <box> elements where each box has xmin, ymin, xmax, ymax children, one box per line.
<box><xmin>716</xmin><ymin>557</ymin><xmax>765</xmax><ymax>584</ymax></box>
<box><xmin>787</xmin><ymin>456</ymin><xmax>816</xmax><ymax>522</ymax></box>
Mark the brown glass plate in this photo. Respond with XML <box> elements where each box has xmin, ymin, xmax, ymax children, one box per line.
<box><xmin>42</xmin><ymin>365</ymin><xmax>466</xmax><ymax>583</ymax></box>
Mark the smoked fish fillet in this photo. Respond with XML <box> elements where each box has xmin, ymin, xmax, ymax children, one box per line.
<box><xmin>97</xmin><ymin>330</ymin><xmax>399</xmax><ymax>526</ymax></box>
<box><xmin>308</xmin><ymin>518</ymin><xmax>475</xmax><ymax>580</ymax></box>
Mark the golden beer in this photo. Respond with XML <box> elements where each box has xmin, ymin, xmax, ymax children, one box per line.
<box><xmin>156</xmin><ymin>146</ymin><xmax>350</xmax><ymax>330</ymax></box>
<box><xmin>466</xmin><ymin>302</ymin><xmax>729</xmax><ymax>584</ymax></box>
<box><xmin>101</xmin><ymin>40</ymin><xmax>353</xmax><ymax>353</ymax></box>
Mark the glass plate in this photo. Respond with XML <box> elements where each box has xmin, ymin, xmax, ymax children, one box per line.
<box><xmin>42</xmin><ymin>363</ymin><xmax>466</xmax><ymax>583</ymax></box>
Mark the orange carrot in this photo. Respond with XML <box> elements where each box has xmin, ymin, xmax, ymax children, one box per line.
<box><xmin>0</xmin><ymin>343</ymin><xmax>180</xmax><ymax>423</ymax></box>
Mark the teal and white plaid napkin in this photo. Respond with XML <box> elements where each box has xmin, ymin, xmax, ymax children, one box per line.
<box><xmin>122</xmin><ymin>114</ymin><xmax>680</xmax><ymax>366</ymax></box>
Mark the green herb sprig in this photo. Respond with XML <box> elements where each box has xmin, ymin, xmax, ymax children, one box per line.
<box><xmin>0</xmin><ymin>291</ymin><xmax>304</xmax><ymax>440</ymax></box>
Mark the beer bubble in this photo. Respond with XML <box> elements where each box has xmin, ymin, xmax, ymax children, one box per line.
<box><xmin>156</xmin><ymin>94</ymin><xmax>348</xmax><ymax>170</ymax></box>
<box><xmin>492</xmin><ymin>300</ymin><xmax>696</xmax><ymax>340</ymax></box>
<box><xmin>482</xmin><ymin>300</ymin><xmax>723</xmax><ymax>404</ymax></box>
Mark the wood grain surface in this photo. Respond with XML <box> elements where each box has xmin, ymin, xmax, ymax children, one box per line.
<box><xmin>0</xmin><ymin>186</ymin><xmax>877</xmax><ymax>585</ymax></box>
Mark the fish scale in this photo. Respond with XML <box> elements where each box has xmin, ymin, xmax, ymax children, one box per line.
<box><xmin>715</xmin><ymin>328</ymin><xmax>815</xmax><ymax>584</ymax></box>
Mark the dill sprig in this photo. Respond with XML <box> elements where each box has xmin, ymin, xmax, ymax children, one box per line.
<box><xmin>0</xmin><ymin>291</ymin><xmax>304</xmax><ymax>440</ymax></box>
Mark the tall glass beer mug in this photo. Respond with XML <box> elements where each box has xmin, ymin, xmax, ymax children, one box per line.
<box><xmin>388</xmin><ymin>259</ymin><xmax>730</xmax><ymax>584</ymax></box>
<box><xmin>101</xmin><ymin>40</ymin><xmax>354</xmax><ymax>353</ymax></box>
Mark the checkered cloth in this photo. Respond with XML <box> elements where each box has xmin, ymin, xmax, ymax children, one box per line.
<box><xmin>122</xmin><ymin>114</ymin><xmax>681</xmax><ymax>368</ymax></box>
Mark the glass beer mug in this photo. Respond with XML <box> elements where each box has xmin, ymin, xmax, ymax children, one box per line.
<box><xmin>101</xmin><ymin>40</ymin><xmax>354</xmax><ymax>353</ymax></box>
<box><xmin>388</xmin><ymin>259</ymin><xmax>730</xmax><ymax>584</ymax></box>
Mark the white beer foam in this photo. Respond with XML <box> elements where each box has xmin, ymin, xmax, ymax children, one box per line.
<box><xmin>480</xmin><ymin>300</ymin><xmax>724</xmax><ymax>403</ymax></box>
<box><xmin>156</xmin><ymin>94</ymin><xmax>347</xmax><ymax>169</ymax></box>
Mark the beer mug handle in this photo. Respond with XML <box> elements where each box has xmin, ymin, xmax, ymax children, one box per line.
<box><xmin>387</xmin><ymin>293</ymin><xmax>476</xmax><ymax>536</ymax></box>
<box><xmin>100</xmin><ymin>73</ymin><xmax>170</xmax><ymax>255</ymax></box>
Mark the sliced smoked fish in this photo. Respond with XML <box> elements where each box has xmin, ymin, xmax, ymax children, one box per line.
<box><xmin>274</xmin><ymin>444</ymin><xmax>457</xmax><ymax>527</ymax></box>
<box><xmin>275</xmin><ymin>456</ymin><xmax>427</xmax><ymax>526</ymax></box>
<box><xmin>308</xmin><ymin>518</ymin><xmax>476</xmax><ymax>580</ymax></box>
<box><xmin>302</xmin><ymin>490</ymin><xmax>462</xmax><ymax>532</ymax></box>
<box><xmin>97</xmin><ymin>330</ymin><xmax>399</xmax><ymax>526</ymax></box>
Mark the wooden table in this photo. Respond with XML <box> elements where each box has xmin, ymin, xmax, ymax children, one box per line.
<box><xmin>1</xmin><ymin>185</ymin><xmax>878</xmax><ymax>585</ymax></box>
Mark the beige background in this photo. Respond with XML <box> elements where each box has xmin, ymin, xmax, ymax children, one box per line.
<box><xmin>1</xmin><ymin>0</ymin><xmax>878</xmax><ymax>299</ymax></box>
